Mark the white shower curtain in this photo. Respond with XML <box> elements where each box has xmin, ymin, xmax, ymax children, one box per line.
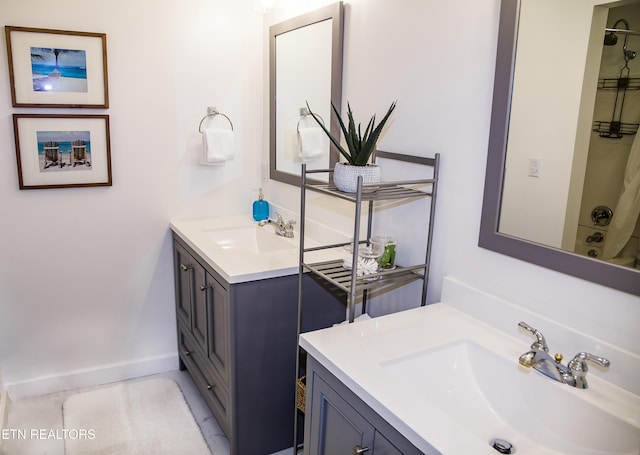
<box><xmin>602</xmin><ymin>132</ymin><xmax>640</xmax><ymax>266</ymax></box>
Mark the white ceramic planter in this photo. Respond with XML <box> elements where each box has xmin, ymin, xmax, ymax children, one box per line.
<box><xmin>333</xmin><ymin>163</ymin><xmax>381</xmax><ymax>193</ymax></box>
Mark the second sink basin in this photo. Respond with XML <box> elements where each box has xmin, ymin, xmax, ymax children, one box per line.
<box><xmin>382</xmin><ymin>339</ymin><xmax>640</xmax><ymax>454</ymax></box>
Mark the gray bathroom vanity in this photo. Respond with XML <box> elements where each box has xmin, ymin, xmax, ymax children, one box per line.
<box><xmin>170</xmin><ymin>218</ymin><xmax>345</xmax><ymax>455</ymax></box>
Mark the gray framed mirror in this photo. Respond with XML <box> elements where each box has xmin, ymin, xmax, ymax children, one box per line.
<box><xmin>480</xmin><ymin>0</ymin><xmax>640</xmax><ymax>295</ymax></box>
<box><xmin>269</xmin><ymin>2</ymin><xmax>343</xmax><ymax>186</ymax></box>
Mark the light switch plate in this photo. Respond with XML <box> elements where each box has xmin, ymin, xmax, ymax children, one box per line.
<box><xmin>528</xmin><ymin>157</ymin><xmax>541</xmax><ymax>177</ymax></box>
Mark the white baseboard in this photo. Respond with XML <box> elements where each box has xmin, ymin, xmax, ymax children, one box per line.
<box><xmin>5</xmin><ymin>353</ymin><xmax>178</xmax><ymax>400</ymax></box>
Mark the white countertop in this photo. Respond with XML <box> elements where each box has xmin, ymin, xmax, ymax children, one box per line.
<box><xmin>300</xmin><ymin>303</ymin><xmax>640</xmax><ymax>455</ymax></box>
<box><xmin>170</xmin><ymin>215</ymin><xmax>341</xmax><ymax>284</ymax></box>
<box><xmin>170</xmin><ymin>215</ymin><xmax>298</xmax><ymax>283</ymax></box>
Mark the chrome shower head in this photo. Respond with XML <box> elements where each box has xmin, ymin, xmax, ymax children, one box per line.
<box><xmin>603</xmin><ymin>18</ymin><xmax>639</xmax><ymax>46</ymax></box>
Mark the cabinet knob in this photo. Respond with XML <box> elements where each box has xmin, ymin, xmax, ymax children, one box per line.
<box><xmin>200</xmin><ymin>285</ymin><xmax>208</xmax><ymax>291</ymax></box>
<box><xmin>184</xmin><ymin>350</ymin><xmax>191</xmax><ymax>356</ymax></box>
<box><xmin>352</xmin><ymin>445</ymin><xmax>370</xmax><ymax>454</ymax></box>
<box><xmin>207</xmin><ymin>384</ymin><xmax>213</xmax><ymax>390</ymax></box>
<box><xmin>180</xmin><ymin>263</ymin><xmax>190</xmax><ymax>271</ymax></box>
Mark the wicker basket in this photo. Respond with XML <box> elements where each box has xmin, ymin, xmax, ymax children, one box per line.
<box><xmin>296</xmin><ymin>376</ymin><xmax>306</xmax><ymax>413</ymax></box>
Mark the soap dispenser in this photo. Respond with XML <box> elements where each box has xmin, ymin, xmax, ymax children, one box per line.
<box><xmin>253</xmin><ymin>188</ymin><xmax>269</xmax><ymax>221</ymax></box>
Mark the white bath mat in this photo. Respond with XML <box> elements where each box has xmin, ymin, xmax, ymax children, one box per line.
<box><xmin>62</xmin><ymin>378</ymin><xmax>211</xmax><ymax>455</ymax></box>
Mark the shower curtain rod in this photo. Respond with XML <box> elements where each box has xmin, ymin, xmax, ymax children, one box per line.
<box><xmin>605</xmin><ymin>27</ymin><xmax>640</xmax><ymax>36</ymax></box>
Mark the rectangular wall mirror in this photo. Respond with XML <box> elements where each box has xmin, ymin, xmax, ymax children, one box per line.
<box><xmin>480</xmin><ymin>0</ymin><xmax>640</xmax><ymax>295</ymax></box>
<box><xmin>269</xmin><ymin>2</ymin><xmax>344</xmax><ymax>186</ymax></box>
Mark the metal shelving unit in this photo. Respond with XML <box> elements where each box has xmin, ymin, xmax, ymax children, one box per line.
<box><xmin>298</xmin><ymin>151</ymin><xmax>439</xmax><ymax>323</ymax></box>
<box><xmin>293</xmin><ymin>150</ymin><xmax>440</xmax><ymax>452</ymax></box>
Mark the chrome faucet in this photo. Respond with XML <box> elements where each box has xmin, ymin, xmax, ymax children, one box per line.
<box><xmin>272</xmin><ymin>213</ymin><xmax>296</xmax><ymax>238</ymax></box>
<box><xmin>517</xmin><ymin>321</ymin><xmax>610</xmax><ymax>389</ymax></box>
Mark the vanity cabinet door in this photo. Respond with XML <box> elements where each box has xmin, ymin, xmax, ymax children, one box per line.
<box><xmin>306</xmin><ymin>372</ymin><xmax>375</xmax><ymax>455</ymax></box>
<box><xmin>306</xmin><ymin>357</ymin><xmax>427</xmax><ymax>455</ymax></box>
<box><xmin>174</xmin><ymin>242</ymin><xmax>194</xmax><ymax>327</ymax></box>
<box><xmin>191</xmin><ymin>261</ymin><xmax>208</xmax><ymax>352</ymax></box>
<box><xmin>206</xmin><ymin>271</ymin><xmax>229</xmax><ymax>384</ymax></box>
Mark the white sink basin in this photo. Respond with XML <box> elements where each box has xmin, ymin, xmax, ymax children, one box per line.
<box><xmin>382</xmin><ymin>339</ymin><xmax>640</xmax><ymax>454</ymax></box>
<box><xmin>204</xmin><ymin>225</ymin><xmax>296</xmax><ymax>254</ymax></box>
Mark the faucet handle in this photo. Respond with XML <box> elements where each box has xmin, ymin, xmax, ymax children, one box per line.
<box><xmin>565</xmin><ymin>352</ymin><xmax>610</xmax><ymax>389</ymax></box>
<box><xmin>518</xmin><ymin>321</ymin><xmax>549</xmax><ymax>352</ymax></box>
<box><xmin>568</xmin><ymin>352</ymin><xmax>610</xmax><ymax>371</ymax></box>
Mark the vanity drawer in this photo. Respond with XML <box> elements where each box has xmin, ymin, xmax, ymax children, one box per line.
<box><xmin>178</xmin><ymin>326</ymin><xmax>230</xmax><ymax>435</ymax></box>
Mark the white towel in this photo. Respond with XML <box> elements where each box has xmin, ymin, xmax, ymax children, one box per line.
<box><xmin>284</xmin><ymin>129</ymin><xmax>300</xmax><ymax>163</ymax></box>
<box><xmin>202</xmin><ymin>128</ymin><xmax>234</xmax><ymax>165</ymax></box>
<box><xmin>602</xmin><ymin>133</ymin><xmax>640</xmax><ymax>262</ymax></box>
<box><xmin>298</xmin><ymin>127</ymin><xmax>328</xmax><ymax>163</ymax></box>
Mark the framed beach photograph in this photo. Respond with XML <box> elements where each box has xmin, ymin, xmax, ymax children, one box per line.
<box><xmin>5</xmin><ymin>26</ymin><xmax>108</xmax><ymax>108</ymax></box>
<box><xmin>13</xmin><ymin>114</ymin><xmax>112</xmax><ymax>189</ymax></box>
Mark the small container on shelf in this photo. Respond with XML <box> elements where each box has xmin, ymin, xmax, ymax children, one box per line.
<box><xmin>342</xmin><ymin>240</ymin><xmax>384</xmax><ymax>280</ymax></box>
<box><xmin>373</xmin><ymin>236</ymin><xmax>397</xmax><ymax>270</ymax></box>
<box><xmin>342</xmin><ymin>243</ymin><xmax>354</xmax><ymax>269</ymax></box>
<box><xmin>358</xmin><ymin>240</ymin><xmax>384</xmax><ymax>280</ymax></box>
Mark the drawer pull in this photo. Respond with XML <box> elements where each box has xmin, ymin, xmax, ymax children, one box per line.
<box><xmin>180</xmin><ymin>263</ymin><xmax>191</xmax><ymax>271</ymax></box>
<box><xmin>352</xmin><ymin>446</ymin><xmax>370</xmax><ymax>455</ymax></box>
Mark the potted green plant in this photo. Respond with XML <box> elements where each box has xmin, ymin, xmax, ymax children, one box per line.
<box><xmin>306</xmin><ymin>101</ymin><xmax>396</xmax><ymax>192</ymax></box>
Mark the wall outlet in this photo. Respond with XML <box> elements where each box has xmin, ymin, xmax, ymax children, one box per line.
<box><xmin>528</xmin><ymin>157</ymin><xmax>541</xmax><ymax>177</ymax></box>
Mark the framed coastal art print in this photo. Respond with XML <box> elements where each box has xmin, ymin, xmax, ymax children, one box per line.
<box><xmin>5</xmin><ymin>26</ymin><xmax>109</xmax><ymax>108</ymax></box>
<box><xmin>13</xmin><ymin>114</ymin><xmax>112</xmax><ymax>189</ymax></box>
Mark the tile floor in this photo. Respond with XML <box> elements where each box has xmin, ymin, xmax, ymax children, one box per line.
<box><xmin>2</xmin><ymin>369</ymin><xmax>294</xmax><ymax>455</ymax></box>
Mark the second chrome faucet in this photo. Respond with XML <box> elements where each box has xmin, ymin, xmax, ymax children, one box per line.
<box><xmin>271</xmin><ymin>213</ymin><xmax>296</xmax><ymax>238</ymax></box>
<box><xmin>517</xmin><ymin>321</ymin><xmax>610</xmax><ymax>389</ymax></box>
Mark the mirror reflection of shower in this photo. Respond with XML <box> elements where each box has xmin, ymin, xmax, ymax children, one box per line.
<box><xmin>604</xmin><ymin>18</ymin><xmax>638</xmax><ymax>61</ymax></box>
<box><xmin>576</xmin><ymin>3</ymin><xmax>640</xmax><ymax>270</ymax></box>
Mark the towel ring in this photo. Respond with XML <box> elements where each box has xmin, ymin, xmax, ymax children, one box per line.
<box><xmin>198</xmin><ymin>109</ymin><xmax>234</xmax><ymax>133</ymax></box>
<box><xmin>297</xmin><ymin>108</ymin><xmax>325</xmax><ymax>133</ymax></box>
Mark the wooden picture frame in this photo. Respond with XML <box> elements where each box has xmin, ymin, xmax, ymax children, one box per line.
<box><xmin>5</xmin><ymin>26</ymin><xmax>109</xmax><ymax>108</ymax></box>
<box><xmin>13</xmin><ymin>114</ymin><xmax>112</xmax><ymax>189</ymax></box>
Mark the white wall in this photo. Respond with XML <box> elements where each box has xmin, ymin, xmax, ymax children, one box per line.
<box><xmin>0</xmin><ymin>0</ymin><xmax>264</xmax><ymax>396</ymax></box>
<box><xmin>1</xmin><ymin>0</ymin><xmax>638</xmax><ymax>397</ymax></box>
